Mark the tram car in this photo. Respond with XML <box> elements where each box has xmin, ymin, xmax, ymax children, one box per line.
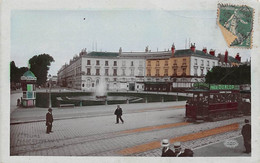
<box><xmin>185</xmin><ymin>83</ymin><xmax>250</xmax><ymax>122</ymax></box>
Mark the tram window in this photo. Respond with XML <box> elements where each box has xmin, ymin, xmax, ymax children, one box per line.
<box><xmin>200</xmin><ymin>93</ymin><xmax>203</xmax><ymax>97</ymax></box>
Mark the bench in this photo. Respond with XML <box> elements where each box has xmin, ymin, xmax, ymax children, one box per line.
<box><xmin>56</xmin><ymin>97</ymin><xmax>63</xmax><ymax>101</ymax></box>
<box><xmin>59</xmin><ymin>104</ymin><xmax>75</xmax><ymax>108</ymax></box>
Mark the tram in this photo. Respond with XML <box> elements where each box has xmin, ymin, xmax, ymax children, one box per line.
<box><xmin>185</xmin><ymin>83</ymin><xmax>250</xmax><ymax>122</ymax></box>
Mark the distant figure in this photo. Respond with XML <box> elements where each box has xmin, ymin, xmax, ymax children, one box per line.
<box><xmin>161</xmin><ymin>139</ymin><xmax>175</xmax><ymax>157</ymax></box>
<box><xmin>46</xmin><ymin>108</ymin><xmax>54</xmax><ymax>134</ymax></box>
<box><xmin>17</xmin><ymin>99</ymin><xmax>20</xmax><ymax>106</ymax></box>
<box><xmin>173</xmin><ymin>142</ymin><xmax>185</xmax><ymax>157</ymax></box>
<box><xmin>241</xmin><ymin>119</ymin><xmax>251</xmax><ymax>153</ymax></box>
<box><xmin>114</xmin><ymin>105</ymin><xmax>124</xmax><ymax>124</ymax></box>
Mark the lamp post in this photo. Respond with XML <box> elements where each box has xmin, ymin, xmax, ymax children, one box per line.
<box><xmin>48</xmin><ymin>75</ymin><xmax>52</xmax><ymax>108</ymax></box>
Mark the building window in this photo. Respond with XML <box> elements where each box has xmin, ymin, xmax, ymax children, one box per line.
<box><xmin>130</xmin><ymin>69</ymin><xmax>134</xmax><ymax>76</ymax></box>
<box><xmin>138</xmin><ymin>69</ymin><xmax>143</xmax><ymax>76</ymax></box>
<box><xmin>165</xmin><ymin>60</ymin><xmax>168</xmax><ymax>66</ymax></box>
<box><xmin>131</xmin><ymin>61</ymin><xmax>134</xmax><ymax>66</ymax></box>
<box><xmin>139</xmin><ymin>61</ymin><xmax>143</xmax><ymax>67</ymax></box>
<box><xmin>148</xmin><ymin>61</ymin><xmax>151</xmax><ymax>66</ymax></box>
<box><xmin>96</xmin><ymin>60</ymin><xmax>100</xmax><ymax>65</ymax></box>
<box><xmin>114</xmin><ymin>78</ymin><xmax>117</xmax><ymax>81</ymax></box>
<box><xmin>156</xmin><ymin>61</ymin><xmax>160</xmax><ymax>66</ymax></box>
<box><xmin>164</xmin><ymin>69</ymin><xmax>168</xmax><ymax>76</ymax></box>
<box><xmin>96</xmin><ymin>79</ymin><xmax>99</xmax><ymax>86</ymax></box>
<box><xmin>92</xmin><ymin>83</ymin><xmax>94</xmax><ymax>87</ymax></box>
<box><xmin>194</xmin><ymin>68</ymin><xmax>198</xmax><ymax>76</ymax></box>
<box><xmin>87</xmin><ymin>60</ymin><xmax>91</xmax><ymax>65</ymax></box>
<box><xmin>201</xmin><ymin>69</ymin><xmax>204</xmax><ymax>76</ymax></box>
<box><xmin>174</xmin><ymin>60</ymin><xmax>177</xmax><ymax>64</ymax></box>
<box><xmin>173</xmin><ymin>69</ymin><xmax>177</xmax><ymax>76</ymax></box>
<box><xmin>87</xmin><ymin>68</ymin><xmax>91</xmax><ymax>75</ymax></box>
<box><xmin>87</xmin><ymin>79</ymin><xmax>91</xmax><ymax>88</ymax></box>
<box><xmin>156</xmin><ymin>69</ymin><xmax>159</xmax><ymax>76</ymax></box>
<box><xmin>122</xmin><ymin>69</ymin><xmax>126</xmax><ymax>76</ymax></box>
<box><xmin>147</xmin><ymin>69</ymin><xmax>151</xmax><ymax>76</ymax></box>
<box><xmin>114</xmin><ymin>61</ymin><xmax>117</xmax><ymax>66</ymax></box>
<box><xmin>183</xmin><ymin>59</ymin><xmax>186</xmax><ymax>65</ymax></box>
<box><xmin>201</xmin><ymin>60</ymin><xmax>204</xmax><ymax>66</ymax></box>
<box><xmin>105</xmin><ymin>61</ymin><xmax>108</xmax><ymax>66</ymax></box>
<box><xmin>182</xmin><ymin>68</ymin><xmax>186</xmax><ymax>76</ymax></box>
<box><xmin>122</xmin><ymin>61</ymin><xmax>126</xmax><ymax>66</ymax></box>
<box><xmin>96</xmin><ymin>69</ymin><xmax>100</xmax><ymax>75</ymax></box>
<box><xmin>207</xmin><ymin>61</ymin><xmax>209</xmax><ymax>66</ymax></box>
<box><xmin>105</xmin><ymin>69</ymin><xmax>109</xmax><ymax>76</ymax></box>
<box><xmin>113</xmin><ymin>69</ymin><xmax>117</xmax><ymax>76</ymax></box>
<box><xmin>195</xmin><ymin>59</ymin><xmax>197</xmax><ymax>65</ymax></box>
<box><xmin>213</xmin><ymin>62</ymin><xmax>215</xmax><ymax>67</ymax></box>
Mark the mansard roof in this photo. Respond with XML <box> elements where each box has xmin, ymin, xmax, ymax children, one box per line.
<box><xmin>174</xmin><ymin>49</ymin><xmax>219</xmax><ymax>60</ymax></box>
<box><xmin>84</xmin><ymin>52</ymin><xmax>119</xmax><ymax>58</ymax></box>
<box><xmin>121</xmin><ymin>51</ymin><xmax>172</xmax><ymax>59</ymax></box>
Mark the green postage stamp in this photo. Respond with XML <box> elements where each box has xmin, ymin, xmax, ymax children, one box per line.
<box><xmin>217</xmin><ymin>4</ymin><xmax>254</xmax><ymax>48</ymax></box>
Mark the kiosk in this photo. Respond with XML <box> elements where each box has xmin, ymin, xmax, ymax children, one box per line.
<box><xmin>20</xmin><ymin>70</ymin><xmax>37</xmax><ymax>107</ymax></box>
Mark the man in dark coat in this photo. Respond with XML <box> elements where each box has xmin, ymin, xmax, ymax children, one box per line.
<box><xmin>46</xmin><ymin>108</ymin><xmax>54</xmax><ymax>134</ymax></box>
<box><xmin>114</xmin><ymin>105</ymin><xmax>124</xmax><ymax>124</ymax></box>
<box><xmin>173</xmin><ymin>142</ymin><xmax>186</xmax><ymax>157</ymax></box>
<box><xmin>161</xmin><ymin>139</ymin><xmax>175</xmax><ymax>157</ymax></box>
<box><xmin>241</xmin><ymin>119</ymin><xmax>251</xmax><ymax>153</ymax></box>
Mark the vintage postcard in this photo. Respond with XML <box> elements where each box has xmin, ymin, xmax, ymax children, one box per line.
<box><xmin>1</xmin><ymin>0</ymin><xmax>260</xmax><ymax>163</ymax></box>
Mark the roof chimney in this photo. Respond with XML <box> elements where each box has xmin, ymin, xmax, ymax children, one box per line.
<box><xmin>235</xmin><ymin>53</ymin><xmax>241</xmax><ymax>62</ymax></box>
<box><xmin>190</xmin><ymin>43</ymin><xmax>196</xmax><ymax>52</ymax></box>
<box><xmin>209</xmin><ymin>49</ymin><xmax>215</xmax><ymax>56</ymax></box>
<box><xmin>171</xmin><ymin>43</ymin><xmax>175</xmax><ymax>57</ymax></box>
<box><xmin>145</xmin><ymin>46</ymin><xmax>149</xmax><ymax>53</ymax></box>
<box><xmin>224</xmin><ymin>50</ymin><xmax>228</xmax><ymax>63</ymax></box>
<box><xmin>119</xmin><ymin>47</ymin><xmax>122</xmax><ymax>56</ymax></box>
<box><xmin>202</xmin><ymin>47</ymin><xmax>207</xmax><ymax>54</ymax></box>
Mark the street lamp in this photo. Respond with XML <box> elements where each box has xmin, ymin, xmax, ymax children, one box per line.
<box><xmin>48</xmin><ymin>75</ymin><xmax>52</xmax><ymax>108</ymax></box>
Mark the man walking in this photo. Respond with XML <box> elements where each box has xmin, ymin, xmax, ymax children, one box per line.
<box><xmin>114</xmin><ymin>105</ymin><xmax>124</xmax><ymax>124</ymax></box>
<box><xmin>173</xmin><ymin>142</ymin><xmax>185</xmax><ymax>157</ymax></box>
<box><xmin>241</xmin><ymin>119</ymin><xmax>251</xmax><ymax>153</ymax></box>
<box><xmin>161</xmin><ymin>139</ymin><xmax>175</xmax><ymax>157</ymax></box>
<box><xmin>46</xmin><ymin>108</ymin><xmax>54</xmax><ymax>134</ymax></box>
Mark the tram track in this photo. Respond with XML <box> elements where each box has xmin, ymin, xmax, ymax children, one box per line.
<box><xmin>10</xmin><ymin>117</ymin><xmax>247</xmax><ymax>156</ymax></box>
<box><xmin>10</xmin><ymin>105</ymin><xmax>185</xmax><ymax>125</ymax></box>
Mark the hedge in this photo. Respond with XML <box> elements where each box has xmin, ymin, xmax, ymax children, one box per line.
<box><xmin>36</xmin><ymin>92</ymin><xmax>188</xmax><ymax>108</ymax></box>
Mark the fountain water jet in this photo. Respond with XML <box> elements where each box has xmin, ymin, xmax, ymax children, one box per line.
<box><xmin>95</xmin><ymin>77</ymin><xmax>107</xmax><ymax>99</ymax></box>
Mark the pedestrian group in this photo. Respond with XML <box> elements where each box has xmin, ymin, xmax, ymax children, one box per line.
<box><xmin>161</xmin><ymin>139</ymin><xmax>193</xmax><ymax>157</ymax></box>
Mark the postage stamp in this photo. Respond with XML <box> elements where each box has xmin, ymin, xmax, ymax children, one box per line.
<box><xmin>217</xmin><ymin>4</ymin><xmax>254</xmax><ymax>48</ymax></box>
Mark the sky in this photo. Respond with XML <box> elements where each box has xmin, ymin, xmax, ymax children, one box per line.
<box><xmin>11</xmin><ymin>10</ymin><xmax>252</xmax><ymax>76</ymax></box>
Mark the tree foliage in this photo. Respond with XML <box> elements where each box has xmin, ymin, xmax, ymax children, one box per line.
<box><xmin>29</xmin><ymin>54</ymin><xmax>54</xmax><ymax>86</ymax></box>
<box><xmin>205</xmin><ymin>65</ymin><xmax>250</xmax><ymax>84</ymax></box>
<box><xmin>10</xmin><ymin>61</ymin><xmax>28</xmax><ymax>83</ymax></box>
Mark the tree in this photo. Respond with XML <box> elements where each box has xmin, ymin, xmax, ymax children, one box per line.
<box><xmin>205</xmin><ymin>65</ymin><xmax>250</xmax><ymax>84</ymax></box>
<box><xmin>29</xmin><ymin>54</ymin><xmax>54</xmax><ymax>86</ymax></box>
<box><xmin>10</xmin><ymin>61</ymin><xmax>28</xmax><ymax>83</ymax></box>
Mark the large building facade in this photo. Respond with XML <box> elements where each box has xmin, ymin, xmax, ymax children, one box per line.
<box><xmin>57</xmin><ymin>44</ymin><xmax>242</xmax><ymax>92</ymax></box>
<box><xmin>57</xmin><ymin>48</ymin><xmax>170</xmax><ymax>91</ymax></box>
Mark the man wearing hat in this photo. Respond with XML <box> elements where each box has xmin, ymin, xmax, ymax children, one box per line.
<box><xmin>241</xmin><ymin>119</ymin><xmax>251</xmax><ymax>153</ymax></box>
<box><xmin>161</xmin><ymin>139</ymin><xmax>175</xmax><ymax>157</ymax></box>
<box><xmin>46</xmin><ymin>108</ymin><xmax>54</xmax><ymax>134</ymax></box>
<box><xmin>173</xmin><ymin>142</ymin><xmax>185</xmax><ymax>157</ymax></box>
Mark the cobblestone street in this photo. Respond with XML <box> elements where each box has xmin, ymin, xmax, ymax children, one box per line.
<box><xmin>10</xmin><ymin>98</ymin><xmax>251</xmax><ymax>157</ymax></box>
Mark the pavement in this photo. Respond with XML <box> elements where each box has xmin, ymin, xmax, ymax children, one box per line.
<box><xmin>9</xmin><ymin>91</ymin><xmax>251</xmax><ymax>157</ymax></box>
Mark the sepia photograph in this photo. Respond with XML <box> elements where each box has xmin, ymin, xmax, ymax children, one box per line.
<box><xmin>1</xmin><ymin>0</ymin><xmax>260</xmax><ymax>162</ymax></box>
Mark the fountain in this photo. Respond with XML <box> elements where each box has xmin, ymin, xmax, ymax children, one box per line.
<box><xmin>63</xmin><ymin>77</ymin><xmax>143</xmax><ymax>105</ymax></box>
<box><xmin>95</xmin><ymin>77</ymin><xmax>107</xmax><ymax>99</ymax></box>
